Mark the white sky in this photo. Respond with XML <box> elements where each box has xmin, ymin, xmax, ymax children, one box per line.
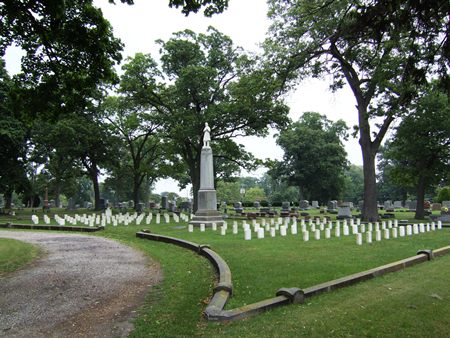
<box><xmin>4</xmin><ymin>0</ymin><xmax>362</xmax><ymax>197</ymax></box>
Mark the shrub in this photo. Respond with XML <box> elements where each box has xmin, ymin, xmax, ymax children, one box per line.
<box><xmin>436</xmin><ymin>186</ymin><xmax>450</xmax><ymax>203</ymax></box>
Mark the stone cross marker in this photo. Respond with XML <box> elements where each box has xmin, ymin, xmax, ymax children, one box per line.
<box><xmin>189</xmin><ymin>123</ymin><xmax>224</xmax><ymax>227</ymax></box>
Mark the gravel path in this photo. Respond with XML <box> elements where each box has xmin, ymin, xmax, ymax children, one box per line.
<box><xmin>0</xmin><ymin>231</ymin><xmax>162</xmax><ymax>338</ymax></box>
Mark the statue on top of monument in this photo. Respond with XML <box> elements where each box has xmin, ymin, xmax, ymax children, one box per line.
<box><xmin>203</xmin><ymin>122</ymin><xmax>211</xmax><ymax>148</ymax></box>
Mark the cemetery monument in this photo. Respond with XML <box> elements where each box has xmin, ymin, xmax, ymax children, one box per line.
<box><xmin>190</xmin><ymin>123</ymin><xmax>224</xmax><ymax>227</ymax></box>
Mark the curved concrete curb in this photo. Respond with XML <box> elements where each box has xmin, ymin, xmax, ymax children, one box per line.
<box><xmin>0</xmin><ymin>223</ymin><xmax>103</xmax><ymax>232</ymax></box>
<box><xmin>136</xmin><ymin>231</ymin><xmax>450</xmax><ymax>321</ymax></box>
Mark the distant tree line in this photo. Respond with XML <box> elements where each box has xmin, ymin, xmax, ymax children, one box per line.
<box><xmin>1</xmin><ymin>0</ymin><xmax>448</xmax><ymax>221</ymax></box>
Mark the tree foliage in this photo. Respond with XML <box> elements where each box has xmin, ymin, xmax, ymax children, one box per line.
<box><xmin>265</xmin><ymin>0</ymin><xmax>449</xmax><ymax>220</ymax></box>
<box><xmin>436</xmin><ymin>187</ymin><xmax>450</xmax><ymax>204</ymax></box>
<box><xmin>342</xmin><ymin>165</ymin><xmax>364</xmax><ymax>203</ymax></box>
<box><xmin>382</xmin><ymin>84</ymin><xmax>450</xmax><ymax>218</ymax></box>
<box><xmin>271</xmin><ymin>112</ymin><xmax>348</xmax><ymax>204</ymax></box>
<box><xmin>118</xmin><ymin>28</ymin><xmax>289</xmax><ymax>211</ymax></box>
<box><xmin>0</xmin><ymin>0</ymin><xmax>123</xmax><ymax>118</ymax></box>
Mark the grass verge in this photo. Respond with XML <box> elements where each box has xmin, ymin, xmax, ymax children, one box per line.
<box><xmin>0</xmin><ymin>238</ymin><xmax>42</xmax><ymax>275</ymax></box>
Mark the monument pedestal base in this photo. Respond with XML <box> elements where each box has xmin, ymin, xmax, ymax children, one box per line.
<box><xmin>190</xmin><ymin>210</ymin><xmax>224</xmax><ymax>227</ymax></box>
<box><xmin>190</xmin><ymin>188</ymin><xmax>224</xmax><ymax>227</ymax></box>
<box><xmin>189</xmin><ymin>210</ymin><xmax>224</xmax><ymax>227</ymax></box>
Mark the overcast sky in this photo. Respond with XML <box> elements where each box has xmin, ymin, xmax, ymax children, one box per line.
<box><xmin>5</xmin><ymin>0</ymin><xmax>363</xmax><ymax>197</ymax></box>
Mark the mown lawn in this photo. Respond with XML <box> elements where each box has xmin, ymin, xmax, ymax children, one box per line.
<box><xmin>96</xmin><ymin>222</ymin><xmax>450</xmax><ymax>337</ymax></box>
<box><xmin>2</xmin><ymin>209</ymin><xmax>449</xmax><ymax>337</ymax></box>
<box><xmin>0</xmin><ymin>238</ymin><xmax>42</xmax><ymax>275</ymax></box>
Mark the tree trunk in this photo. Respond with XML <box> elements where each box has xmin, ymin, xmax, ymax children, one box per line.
<box><xmin>361</xmin><ymin>148</ymin><xmax>379</xmax><ymax>221</ymax></box>
<box><xmin>358</xmin><ymin>102</ymin><xmax>380</xmax><ymax>222</ymax></box>
<box><xmin>133</xmin><ymin>175</ymin><xmax>140</xmax><ymax>211</ymax></box>
<box><xmin>4</xmin><ymin>189</ymin><xmax>12</xmax><ymax>209</ymax></box>
<box><xmin>415</xmin><ymin>174</ymin><xmax>426</xmax><ymax>219</ymax></box>
<box><xmin>191</xmin><ymin>164</ymin><xmax>200</xmax><ymax>212</ymax></box>
<box><xmin>92</xmin><ymin>172</ymin><xmax>101</xmax><ymax>210</ymax></box>
<box><xmin>54</xmin><ymin>181</ymin><xmax>61</xmax><ymax>208</ymax></box>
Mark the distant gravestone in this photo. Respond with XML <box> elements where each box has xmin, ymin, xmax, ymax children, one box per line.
<box><xmin>384</xmin><ymin>200</ymin><xmax>394</xmax><ymax>212</ymax></box>
<box><xmin>149</xmin><ymin>201</ymin><xmax>156</xmax><ymax>209</ymax></box>
<box><xmin>394</xmin><ymin>201</ymin><xmax>403</xmax><ymax>209</ymax></box>
<box><xmin>234</xmin><ymin>201</ymin><xmax>243</xmax><ymax>213</ymax></box>
<box><xmin>337</xmin><ymin>203</ymin><xmax>352</xmax><ymax>219</ymax></box>
<box><xmin>327</xmin><ymin>200</ymin><xmax>337</xmax><ymax>211</ymax></box>
<box><xmin>299</xmin><ymin>200</ymin><xmax>309</xmax><ymax>210</ymax></box>
<box><xmin>432</xmin><ymin>203</ymin><xmax>442</xmax><ymax>211</ymax></box>
<box><xmin>438</xmin><ymin>206</ymin><xmax>450</xmax><ymax>222</ymax></box>
<box><xmin>311</xmin><ymin>201</ymin><xmax>319</xmax><ymax>209</ymax></box>
<box><xmin>161</xmin><ymin>196</ymin><xmax>168</xmax><ymax>209</ymax></box>
<box><xmin>99</xmin><ymin>198</ymin><xmax>106</xmax><ymax>210</ymax></box>
<box><xmin>254</xmin><ymin>201</ymin><xmax>260</xmax><ymax>208</ymax></box>
<box><xmin>137</xmin><ymin>202</ymin><xmax>145</xmax><ymax>213</ymax></box>
<box><xmin>168</xmin><ymin>201</ymin><xmax>175</xmax><ymax>212</ymax></box>
<box><xmin>441</xmin><ymin>201</ymin><xmax>450</xmax><ymax>209</ymax></box>
<box><xmin>84</xmin><ymin>201</ymin><xmax>92</xmax><ymax>209</ymax></box>
<box><xmin>180</xmin><ymin>201</ymin><xmax>192</xmax><ymax>212</ymax></box>
<box><xmin>282</xmin><ymin>201</ymin><xmax>291</xmax><ymax>211</ymax></box>
<box><xmin>406</xmin><ymin>200</ymin><xmax>417</xmax><ymax>210</ymax></box>
<box><xmin>67</xmin><ymin>197</ymin><xmax>75</xmax><ymax>210</ymax></box>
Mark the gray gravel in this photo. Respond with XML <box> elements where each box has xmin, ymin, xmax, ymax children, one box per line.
<box><xmin>0</xmin><ymin>231</ymin><xmax>162</xmax><ymax>338</ymax></box>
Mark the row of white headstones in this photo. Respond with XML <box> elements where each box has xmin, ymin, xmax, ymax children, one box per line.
<box><xmin>188</xmin><ymin>217</ymin><xmax>444</xmax><ymax>245</ymax></box>
<box><xmin>31</xmin><ymin>210</ymin><xmax>190</xmax><ymax>227</ymax></box>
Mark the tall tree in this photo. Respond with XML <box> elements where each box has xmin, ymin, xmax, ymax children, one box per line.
<box><xmin>271</xmin><ymin>112</ymin><xmax>348</xmax><ymax>204</ymax></box>
<box><xmin>1</xmin><ymin>0</ymin><xmax>123</xmax><ymax>118</ymax></box>
<box><xmin>265</xmin><ymin>0</ymin><xmax>449</xmax><ymax>220</ymax></box>
<box><xmin>382</xmin><ymin>84</ymin><xmax>450</xmax><ymax>219</ymax></box>
<box><xmin>119</xmin><ymin>28</ymin><xmax>290</xmax><ymax>211</ymax></box>
<box><xmin>102</xmin><ymin>93</ymin><xmax>167</xmax><ymax>211</ymax></box>
<box><xmin>0</xmin><ymin>59</ymin><xmax>28</xmax><ymax>209</ymax></box>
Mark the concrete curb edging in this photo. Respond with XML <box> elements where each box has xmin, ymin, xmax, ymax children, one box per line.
<box><xmin>136</xmin><ymin>232</ymin><xmax>450</xmax><ymax>321</ymax></box>
<box><xmin>0</xmin><ymin>223</ymin><xmax>104</xmax><ymax>232</ymax></box>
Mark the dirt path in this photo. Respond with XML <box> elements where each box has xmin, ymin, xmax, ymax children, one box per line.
<box><xmin>0</xmin><ymin>231</ymin><xmax>162</xmax><ymax>338</ymax></box>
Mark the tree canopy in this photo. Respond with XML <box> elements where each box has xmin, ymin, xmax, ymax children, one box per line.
<box><xmin>265</xmin><ymin>0</ymin><xmax>449</xmax><ymax>220</ymax></box>
<box><xmin>271</xmin><ymin>112</ymin><xmax>348</xmax><ymax>204</ymax></box>
<box><xmin>116</xmin><ymin>28</ymin><xmax>290</xmax><ymax>210</ymax></box>
<box><xmin>381</xmin><ymin>83</ymin><xmax>450</xmax><ymax>218</ymax></box>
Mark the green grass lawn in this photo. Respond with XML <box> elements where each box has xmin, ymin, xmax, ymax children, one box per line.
<box><xmin>0</xmin><ymin>238</ymin><xmax>43</xmax><ymax>275</ymax></box>
<box><xmin>95</xmin><ymin>221</ymin><xmax>449</xmax><ymax>337</ymax></box>
<box><xmin>1</xmin><ymin>209</ymin><xmax>449</xmax><ymax>337</ymax></box>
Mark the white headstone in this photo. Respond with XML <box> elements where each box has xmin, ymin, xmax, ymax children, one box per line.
<box><xmin>315</xmin><ymin>229</ymin><xmax>320</xmax><ymax>240</ymax></box>
<box><xmin>406</xmin><ymin>225</ymin><xmax>412</xmax><ymax>236</ymax></box>
<box><xmin>375</xmin><ymin>230</ymin><xmax>381</xmax><ymax>241</ymax></box>
<box><xmin>303</xmin><ymin>231</ymin><xmax>309</xmax><ymax>241</ymax></box>
<box><xmin>366</xmin><ymin>231</ymin><xmax>372</xmax><ymax>244</ymax></box>
<box><xmin>356</xmin><ymin>233</ymin><xmax>362</xmax><ymax>245</ymax></box>
<box><xmin>392</xmin><ymin>227</ymin><xmax>398</xmax><ymax>238</ymax></box>
<box><xmin>335</xmin><ymin>226</ymin><xmax>341</xmax><ymax>237</ymax></box>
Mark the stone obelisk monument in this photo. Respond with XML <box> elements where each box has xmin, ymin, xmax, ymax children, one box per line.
<box><xmin>190</xmin><ymin>123</ymin><xmax>224</xmax><ymax>227</ymax></box>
